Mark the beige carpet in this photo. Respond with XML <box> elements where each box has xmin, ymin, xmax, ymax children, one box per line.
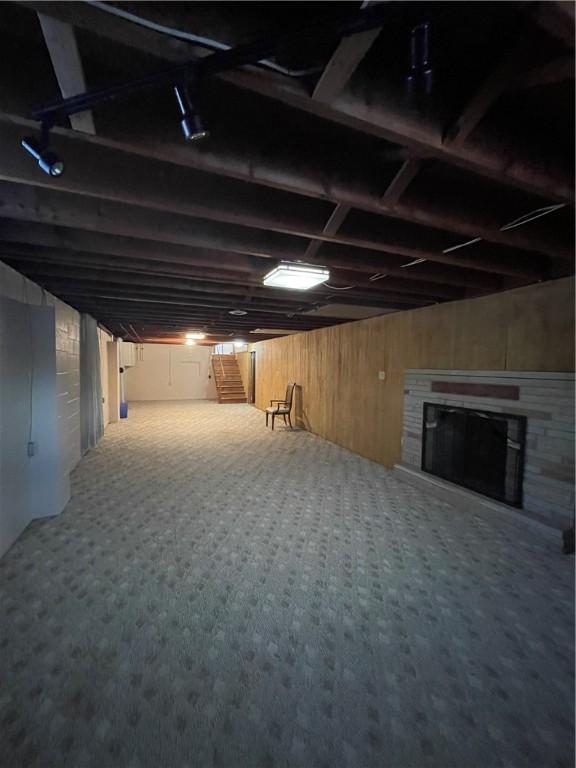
<box><xmin>0</xmin><ymin>401</ymin><xmax>574</xmax><ymax>767</ymax></box>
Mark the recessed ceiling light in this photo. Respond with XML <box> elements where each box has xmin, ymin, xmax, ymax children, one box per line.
<box><xmin>263</xmin><ymin>262</ymin><xmax>329</xmax><ymax>290</ymax></box>
<box><xmin>229</xmin><ymin>309</ymin><xmax>248</xmax><ymax>316</ymax></box>
<box><xmin>186</xmin><ymin>332</ymin><xmax>206</xmax><ymax>339</ymax></box>
<box><xmin>185</xmin><ymin>339</ymin><xmax>196</xmax><ymax>346</ymax></box>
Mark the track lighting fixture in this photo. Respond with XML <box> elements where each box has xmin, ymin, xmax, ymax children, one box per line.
<box><xmin>174</xmin><ymin>83</ymin><xmax>209</xmax><ymax>142</ymax></box>
<box><xmin>21</xmin><ymin>129</ymin><xmax>64</xmax><ymax>177</ymax></box>
<box><xmin>406</xmin><ymin>22</ymin><xmax>433</xmax><ymax>110</ymax></box>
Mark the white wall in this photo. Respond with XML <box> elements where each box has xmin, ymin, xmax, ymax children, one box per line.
<box><xmin>99</xmin><ymin>327</ymin><xmax>112</xmax><ymax>426</ymax></box>
<box><xmin>125</xmin><ymin>343</ymin><xmax>217</xmax><ymax>401</ymax></box>
<box><xmin>0</xmin><ymin>262</ymin><xmax>81</xmax><ymax>481</ymax></box>
<box><xmin>0</xmin><ymin>262</ymin><xmax>80</xmax><ymax>556</ymax></box>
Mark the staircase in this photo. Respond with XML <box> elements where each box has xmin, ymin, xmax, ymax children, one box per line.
<box><xmin>211</xmin><ymin>354</ymin><xmax>247</xmax><ymax>403</ymax></box>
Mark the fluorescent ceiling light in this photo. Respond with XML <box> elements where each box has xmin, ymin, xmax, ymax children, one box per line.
<box><xmin>186</xmin><ymin>332</ymin><xmax>206</xmax><ymax>339</ymax></box>
<box><xmin>263</xmin><ymin>262</ymin><xmax>329</xmax><ymax>290</ymax></box>
<box><xmin>185</xmin><ymin>339</ymin><xmax>196</xmax><ymax>346</ymax></box>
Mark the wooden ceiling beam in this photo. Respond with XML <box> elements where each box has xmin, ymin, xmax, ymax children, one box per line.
<box><xmin>0</xmin><ymin>122</ymin><xmax>546</xmax><ymax>278</ymax></box>
<box><xmin>0</xmin><ymin>244</ymin><xmax>453</xmax><ymax>302</ymax></box>
<box><xmin>0</xmin><ymin>228</ymin><xmax>458</xmax><ymax>300</ymax></box>
<box><xmin>13</xmin><ymin>2</ymin><xmax>572</xmax><ymax>204</ymax></box>
<box><xmin>303</xmin><ymin>202</ymin><xmax>351</xmax><ymax>260</ymax></box>
<box><xmin>0</xmin><ymin>106</ymin><xmax>568</xmax><ymax>262</ymax></box>
<box><xmin>0</xmin><ymin>182</ymin><xmax>305</xmax><ymax>260</ymax></box>
<box><xmin>0</xmin><ymin>201</ymin><xmax>516</xmax><ymax>291</ymax></box>
<box><xmin>0</xmin><ymin>219</ymin><xmax>265</xmax><ymax>272</ymax></box>
<box><xmin>1</xmin><ymin>249</ymin><xmax>434</xmax><ymax>306</ymax></box>
<box><xmin>37</xmin><ymin>13</ymin><xmax>96</xmax><ymax>134</ymax></box>
<box><xmin>22</xmin><ymin>277</ymin><xmax>424</xmax><ymax>314</ymax></box>
<box><xmin>380</xmin><ymin>158</ymin><xmax>422</xmax><ymax>208</ymax></box>
<box><xmin>226</xmin><ymin>71</ymin><xmax>573</xmax><ymax>204</ymax></box>
<box><xmin>0</xmin><ymin>202</ymin><xmax>514</xmax><ymax>292</ymax></box>
<box><xmin>444</xmin><ymin>38</ymin><xmax>530</xmax><ymax>149</ymax></box>
<box><xmin>8</xmin><ymin>260</ymin><xmax>425</xmax><ymax>309</ymax></box>
<box><xmin>530</xmin><ymin>1</ymin><xmax>575</xmax><ymax>47</ymax></box>
<box><xmin>513</xmin><ymin>55</ymin><xmax>575</xmax><ymax>90</ymax></box>
<box><xmin>312</xmin><ymin>1</ymin><xmax>382</xmax><ymax>103</ymax></box>
<box><xmin>64</xmin><ymin>308</ymin><xmax>350</xmax><ymax>330</ymax></box>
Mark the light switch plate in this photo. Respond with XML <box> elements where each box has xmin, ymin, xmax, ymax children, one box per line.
<box><xmin>378</xmin><ymin>371</ymin><xmax>386</xmax><ymax>381</ymax></box>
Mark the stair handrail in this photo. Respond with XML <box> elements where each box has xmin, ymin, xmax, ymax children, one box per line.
<box><xmin>212</xmin><ymin>353</ymin><xmax>226</xmax><ymax>380</ymax></box>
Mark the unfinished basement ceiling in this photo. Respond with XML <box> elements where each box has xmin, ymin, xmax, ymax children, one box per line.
<box><xmin>0</xmin><ymin>1</ymin><xmax>573</xmax><ymax>343</ymax></box>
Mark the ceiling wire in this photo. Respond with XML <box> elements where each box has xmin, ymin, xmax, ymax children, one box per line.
<box><xmin>87</xmin><ymin>1</ymin><xmax>321</xmax><ymax>78</ymax></box>
<box><xmin>441</xmin><ymin>204</ymin><xmax>566</xmax><ymax>255</ymax></box>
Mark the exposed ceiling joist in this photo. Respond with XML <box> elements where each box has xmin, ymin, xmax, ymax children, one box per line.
<box><xmin>444</xmin><ymin>38</ymin><xmax>530</xmax><ymax>149</ymax></box>
<box><xmin>304</xmin><ymin>202</ymin><xmax>350</xmax><ymax>260</ymax></box>
<box><xmin>312</xmin><ymin>1</ymin><xmax>383</xmax><ymax>102</ymax></box>
<box><xmin>17</xmin><ymin>1</ymin><xmax>573</xmax><ymax>205</ymax></box>
<box><xmin>530</xmin><ymin>1</ymin><xmax>575</xmax><ymax>47</ymax></box>
<box><xmin>513</xmin><ymin>55</ymin><xmax>574</xmax><ymax>89</ymax></box>
<box><xmin>37</xmin><ymin>13</ymin><xmax>95</xmax><ymax>134</ymax></box>
<box><xmin>380</xmin><ymin>158</ymin><xmax>422</xmax><ymax>208</ymax></box>
<box><xmin>0</xmin><ymin>120</ymin><xmax>548</xmax><ymax>279</ymax></box>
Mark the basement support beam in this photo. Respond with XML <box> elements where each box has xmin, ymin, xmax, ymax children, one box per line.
<box><xmin>0</xmin><ymin>109</ymin><xmax>568</xmax><ymax>260</ymax></box>
<box><xmin>312</xmin><ymin>1</ymin><xmax>382</xmax><ymax>103</ymax></box>
<box><xmin>444</xmin><ymin>38</ymin><xmax>529</xmax><ymax>149</ymax></box>
<box><xmin>530</xmin><ymin>1</ymin><xmax>575</xmax><ymax>47</ymax></box>
<box><xmin>22</xmin><ymin>0</ymin><xmax>573</xmax><ymax>203</ymax></box>
<box><xmin>380</xmin><ymin>158</ymin><xmax>422</xmax><ymax>208</ymax></box>
<box><xmin>513</xmin><ymin>55</ymin><xmax>574</xmax><ymax>90</ymax></box>
<box><xmin>0</xmin><ymin>122</ymin><xmax>541</xmax><ymax>277</ymax></box>
<box><xmin>303</xmin><ymin>203</ymin><xmax>351</xmax><ymax>261</ymax></box>
<box><xmin>37</xmin><ymin>14</ymin><xmax>96</xmax><ymax>134</ymax></box>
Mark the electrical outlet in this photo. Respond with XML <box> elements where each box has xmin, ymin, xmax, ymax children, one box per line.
<box><xmin>27</xmin><ymin>441</ymin><xmax>36</xmax><ymax>457</ymax></box>
<box><xmin>378</xmin><ymin>371</ymin><xmax>386</xmax><ymax>381</ymax></box>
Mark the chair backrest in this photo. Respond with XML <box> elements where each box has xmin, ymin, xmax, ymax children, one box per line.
<box><xmin>285</xmin><ymin>382</ymin><xmax>296</xmax><ymax>410</ymax></box>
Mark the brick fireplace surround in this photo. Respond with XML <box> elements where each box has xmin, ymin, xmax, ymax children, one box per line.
<box><xmin>399</xmin><ymin>370</ymin><xmax>575</xmax><ymax>530</ymax></box>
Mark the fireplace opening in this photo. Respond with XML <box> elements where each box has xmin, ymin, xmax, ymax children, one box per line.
<box><xmin>422</xmin><ymin>403</ymin><xmax>526</xmax><ymax>507</ymax></box>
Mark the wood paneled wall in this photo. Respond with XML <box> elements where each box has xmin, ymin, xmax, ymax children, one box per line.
<box><xmin>236</xmin><ymin>351</ymin><xmax>251</xmax><ymax>397</ymax></box>
<box><xmin>251</xmin><ymin>277</ymin><xmax>575</xmax><ymax>467</ymax></box>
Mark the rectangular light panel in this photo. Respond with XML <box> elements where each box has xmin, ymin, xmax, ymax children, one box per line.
<box><xmin>263</xmin><ymin>262</ymin><xmax>329</xmax><ymax>290</ymax></box>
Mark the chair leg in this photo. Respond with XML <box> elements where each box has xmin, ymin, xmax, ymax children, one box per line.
<box><xmin>288</xmin><ymin>413</ymin><xmax>293</xmax><ymax>429</ymax></box>
<box><xmin>266</xmin><ymin>412</ymin><xmax>269</xmax><ymax>427</ymax></box>
<box><xmin>271</xmin><ymin>413</ymin><xmax>275</xmax><ymax>431</ymax></box>
<box><xmin>283</xmin><ymin>414</ymin><xmax>288</xmax><ymax>426</ymax></box>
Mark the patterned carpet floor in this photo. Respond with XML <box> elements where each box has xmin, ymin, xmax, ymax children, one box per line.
<box><xmin>0</xmin><ymin>401</ymin><xmax>574</xmax><ymax>768</ymax></box>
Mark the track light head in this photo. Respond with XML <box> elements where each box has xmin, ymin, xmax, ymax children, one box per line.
<box><xmin>174</xmin><ymin>84</ymin><xmax>209</xmax><ymax>142</ymax></box>
<box><xmin>21</xmin><ymin>136</ymin><xmax>64</xmax><ymax>177</ymax></box>
<box><xmin>181</xmin><ymin>112</ymin><xmax>209</xmax><ymax>142</ymax></box>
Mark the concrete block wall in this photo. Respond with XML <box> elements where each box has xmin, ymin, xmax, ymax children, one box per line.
<box><xmin>402</xmin><ymin>370</ymin><xmax>575</xmax><ymax>528</ymax></box>
<box><xmin>1</xmin><ymin>262</ymin><xmax>81</xmax><ymax>483</ymax></box>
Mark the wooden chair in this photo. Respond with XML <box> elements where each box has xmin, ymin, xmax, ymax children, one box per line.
<box><xmin>266</xmin><ymin>382</ymin><xmax>295</xmax><ymax>430</ymax></box>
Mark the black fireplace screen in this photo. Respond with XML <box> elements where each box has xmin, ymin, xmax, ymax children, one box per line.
<box><xmin>422</xmin><ymin>403</ymin><xmax>526</xmax><ymax>507</ymax></box>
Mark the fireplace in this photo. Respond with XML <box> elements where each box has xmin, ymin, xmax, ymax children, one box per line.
<box><xmin>422</xmin><ymin>403</ymin><xmax>526</xmax><ymax>507</ymax></box>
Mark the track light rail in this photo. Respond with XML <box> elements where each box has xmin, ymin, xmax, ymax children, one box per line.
<box><xmin>30</xmin><ymin>3</ymin><xmax>390</xmax><ymax>125</ymax></box>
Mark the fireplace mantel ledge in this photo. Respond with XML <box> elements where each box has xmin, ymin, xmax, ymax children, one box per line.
<box><xmin>405</xmin><ymin>370</ymin><xmax>574</xmax><ymax>381</ymax></box>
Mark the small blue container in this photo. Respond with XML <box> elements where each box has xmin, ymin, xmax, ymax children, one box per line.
<box><xmin>120</xmin><ymin>401</ymin><xmax>128</xmax><ymax>419</ymax></box>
